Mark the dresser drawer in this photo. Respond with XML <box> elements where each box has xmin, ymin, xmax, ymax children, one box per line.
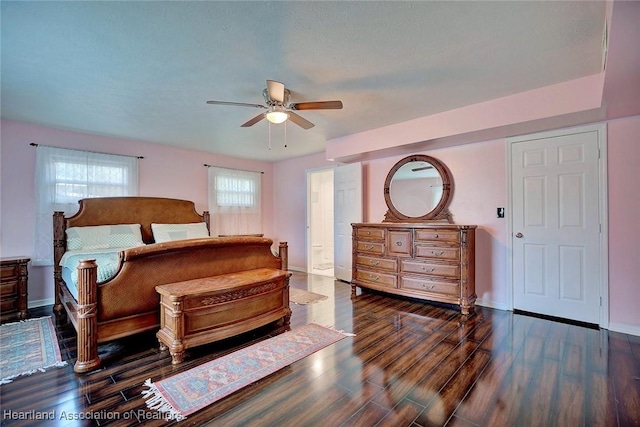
<box><xmin>1</xmin><ymin>280</ymin><xmax>18</xmax><ymax>297</ymax></box>
<box><xmin>355</xmin><ymin>269</ymin><xmax>397</xmax><ymax>288</ymax></box>
<box><xmin>1</xmin><ymin>264</ymin><xmax>19</xmax><ymax>280</ymax></box>
<box><xmin>356</xmin><ymin>227</ymin><xmax>385</xmax><ymax>240</ymax></box>
<box><xmin>415</xmin><ymin>245</ymin><xmax>460</xmax><ymax>261</ymax></box>
<box><xmin>355</xmin><ymin>255</ymin><xmax>397</xmax><ymax>272</ymax></box>
<box><xmin>387</xmin><ymin>230</ymin><xmax>412</xmax><ymax>256</ymax></box>
<box><xmin>415</xmin><ymin>229</ymin><xmax>459</xmax><ymax>243</ymax></box>
<box><xmin>400</xmin><ymin>276</ymin><xmax>459</xmax><ymax>296</ymax></box>
<box><xmin>1</xmin><ymin>257</ymin><xmax>30</xmax><ymax>323</ymax></box>
<box><xmin>1</xmin><ymin>296</ymin><xmax>18</xmax><ymax>312</ymax></box>
<box><xmin>356</xmin><ymin>240</ymin><xmax>385</xmax><ymax>255</ymax></box>
<box><xmin>401</xmin><ymin>260</ymin><xmax>460</xmax><ymax>278</ymax></box>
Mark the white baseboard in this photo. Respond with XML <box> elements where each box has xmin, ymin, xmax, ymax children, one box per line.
<box><xmin>288</xmin><ymin>265</ymin><xmax>306</xmax><ymax>273</ymax></box>
<box><xmin>608</xmin><ymin>322</ymin><xmax>640</xmax><ymax>337</ymax></box>
<box><xmin>475</xmin><ymin>298</ymin><xmax>510</xmax><ymax>311</ymax></box>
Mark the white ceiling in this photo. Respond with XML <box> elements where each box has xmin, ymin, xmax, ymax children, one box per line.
<box><xmin>1</xmin><ymin>1</ymin><xmax>606</xmax><ymax>162</ymax></box>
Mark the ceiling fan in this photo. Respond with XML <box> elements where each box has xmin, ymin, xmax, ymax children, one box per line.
<box><xmin>206</xmin><ymin>80</ymin><xmax>343</xmax><ymax>130</ymax></box>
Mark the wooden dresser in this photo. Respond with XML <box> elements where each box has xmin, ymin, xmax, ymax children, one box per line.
<box><xmin>352</xmin><ymin>223</ymin><xmax>476</xmax><ymax>314</ymax></box>
<box><xmin>1</xmin><ymin>257</ymin><xmax>30</xmax><ymax>323</ymax></box>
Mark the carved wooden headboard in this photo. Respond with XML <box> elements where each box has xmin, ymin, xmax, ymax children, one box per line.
<box><xmin>63</xmin><ymin>196</ymin><xmax>209</xmax><ymax>243</ymax></box>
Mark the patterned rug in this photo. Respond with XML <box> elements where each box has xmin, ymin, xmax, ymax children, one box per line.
<box><xmin>289</xmin><ymin>288</ymin><xmax>329</xmax><ymax>305</ymax></box>
<box><xmin>0</xmin><ymin>317</ymin><xmax>67</xmax><ymax>384</ymax></box>
<box><xmin>142</xmin><ymin>323</ymin><xmax>349</xmax><ymax>420</ymax></box>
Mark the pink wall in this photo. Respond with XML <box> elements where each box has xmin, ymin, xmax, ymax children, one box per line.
<box><xmin>0</xmin><ymin>119</ymin><xmax>275</xmax><ymax>303</ymax></box>
<box><xmin>606</xmin><ymin>116</ymin><xmax>640</xmax><ymax>330</ymax></box>
<box><xmin>359</xmin><ymin>140</ymin><xmax>508</xmax><ymax>309</ymax></box>
<box><xmin>272</xmin><ymin>152</ymin><xmax>334</xmax><ymax>270</ymax></box>
<box><xmin>2</xmin><ymin>116</ymin><xmax>638</xmax><ymax>333</ymax></box>
<box><xmin>602</xmin><ymin>0</ymin><xmax>640</xmax><ymax>119</ymax></box>
<box><xmin>272</xmin><ymin>117</ymin><xmax>640</xmax><ymax>333</ymax></box>
<box><xmin>326</xmin><ymin>73</ymin><xmax>606</xmax><ymax>162</ymax></box>
<box><xmin>271</xmin><ymin>139</ymin><xmax>508</xmax><ymax>308</ymax></box>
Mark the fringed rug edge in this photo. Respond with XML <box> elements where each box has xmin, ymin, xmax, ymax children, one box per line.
<box><xmin>0</xmin><ymin>316</ymin><xmax>68</xmax><ymax>385</ymax></box>
<box><xmin>142</xmin><ymin>378</ymin><xmax>187</xmax><ymax>422</ymax></box>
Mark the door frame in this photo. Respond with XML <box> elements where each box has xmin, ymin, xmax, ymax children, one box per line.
<box><xmin>333</xmin><ymin>162</ymin><xmax>363</xmax><ymax>282</ymax></box>
<box><xmin>506</xmin><ymin>123</ymin><xmax>609</xmax><ymax>328</ymax></box>
<box><xmin>305</xmin><ymin>166</ymin><xmax>335</xmax><ymax>275</ymax></box>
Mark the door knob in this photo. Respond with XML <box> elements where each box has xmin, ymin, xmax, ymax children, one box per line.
<box><xmin>515</xmin><ymin>232</ymin><xmax>524</xmax><ymax>238</ymax></box>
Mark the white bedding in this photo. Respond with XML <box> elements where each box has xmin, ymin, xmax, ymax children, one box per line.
<box><xmin>60</xmin><ymin>248</ymin><xmax>129</xmax><ymax>300</ymax></box>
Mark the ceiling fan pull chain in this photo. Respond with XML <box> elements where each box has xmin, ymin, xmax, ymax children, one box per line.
<box><xmin>268</xmin><ymin>121</ymin><xmax>272</xmax><ymax>150</ymax></box>
<box><xmin>284</xmin><ymin>120</ymin><xmax>287</xmax><ymax>148</ymax></box>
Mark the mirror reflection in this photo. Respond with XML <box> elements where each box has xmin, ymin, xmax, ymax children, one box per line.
<box><xmin>389</xmin><ymin>161</ymin><xmax>443</xmax><ymax>217</ymax></box>
<box><xmin>383</xmin><ymin>154</ymin><xmax>453</xmax><ymax>223</ymax></box>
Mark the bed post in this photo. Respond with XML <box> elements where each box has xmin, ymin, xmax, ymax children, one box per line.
<box><xmin>74</xmin><ymin>259</ymin><xmax>101</xmax><ymax>374</ymax></box>
<box><xmin>279</xmin><ymin>241</ymin><xmax>288</xmax><ymax>271</ymax></box>
<box><xmin>203</xmin><ymin>211</ymin><xmax>211</xmax><ymax>234</ymax></box>
<box><xmin>53</xmin><ymin>211</ymin><xmax>66</xmax><ymax>316</ymax></box>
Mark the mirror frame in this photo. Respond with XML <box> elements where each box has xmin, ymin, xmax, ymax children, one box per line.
<box><xmin>383</xmin><ymin>154</ymin><xmax>453</xmax><ymax>223</ymax></box>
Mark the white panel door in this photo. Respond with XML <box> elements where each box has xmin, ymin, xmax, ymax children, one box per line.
<box><xmin>334</xmin><ymin>162</ymin><xmax>362</xmax><ymax>282</ymax></box>
<box><xmin>511</xmin><ymin>127</ymin><xmax>603</xmax><ymax>324</ymax></box>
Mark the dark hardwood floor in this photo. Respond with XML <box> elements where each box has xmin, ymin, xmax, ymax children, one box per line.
<box><xmin>1</xmin><ymin>272</ymin><xmax>639</xmax><ymax>426</ymax></box>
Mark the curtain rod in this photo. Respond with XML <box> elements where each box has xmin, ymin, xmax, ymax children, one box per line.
<box><xmin>29</xmin><ymin>143</ymin><xmax>144</xmax><ymax>159</ymax></box>
<box><xmin>203</xmin><ymin>163</ymin><xmax>264</xmax><ymax>174</ymax></box>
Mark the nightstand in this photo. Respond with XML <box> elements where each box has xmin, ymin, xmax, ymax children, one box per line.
<box><xmin>1</xmin><ymin>257</ymin><xmax>30</xmax><ymax>323</ymax></box>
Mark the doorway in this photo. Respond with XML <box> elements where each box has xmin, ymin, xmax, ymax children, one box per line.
<box><xmin>508</xmin><ymin>124</ymin><xmax>608</xmax><ymax>327</ymax></box>
<box><xmin>306</xmin><ymin>168</ymin><xmax>334</xmax><ymax>277</ymax></box>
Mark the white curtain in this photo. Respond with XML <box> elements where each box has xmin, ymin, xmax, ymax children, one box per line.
<box><xmin>34</xmin><ymin>146</ymin><xmax>139</xmax><ymax>265</ymax></box>
<box><xmin>207</xmin><ymin>166</ymin><xmax>262</xmax><ymax>236</ymax></box>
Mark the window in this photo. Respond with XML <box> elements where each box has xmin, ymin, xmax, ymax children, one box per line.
<box><xmin>34</xmin><ymin>146</ymin><xmax>139</xmax><ymax>265</ymax></box>
<box><xmin>207</xmin><ymin>166</ymin><xmax>262</xmax><ymax>236</ymax></box>
<box><xmin>215</xmin><ymin>175</ymin><xmax>257</xmax><ymax>208</ymax></box>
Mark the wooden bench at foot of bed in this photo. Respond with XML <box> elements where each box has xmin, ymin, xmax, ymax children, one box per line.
<box><xmin>156</xmin><ymin>268</ymin><xmax>292</xmax><ymax>364</ymax></box>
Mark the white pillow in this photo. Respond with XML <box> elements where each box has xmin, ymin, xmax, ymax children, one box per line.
<box><xmin>66</xmin><ymin>224</ymin><xmax>144</xmax><ymax>251</ymax></box>
<box><xmin>151</xmin><ymin>222</ymin><xmax>210</xmax><ymax>243</ymax></box>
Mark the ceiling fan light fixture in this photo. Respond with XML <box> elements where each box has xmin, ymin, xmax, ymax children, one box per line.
<box><xmin>265</xmin><ymin>107</ymin><xmax>289</xmax><ymax>124</ymax></box>
<box><xmin>207</xmin><ymin>80</ymin><xmax>343</xmax><ymax>130</ymax></box>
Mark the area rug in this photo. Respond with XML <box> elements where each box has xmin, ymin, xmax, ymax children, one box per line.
<box><xmin>0</xmin><ymin>317</ymin><xmax>67</xmax><ymax>385</ymax></box>
<box><xmin>142</xmin><ymin>323</ymin><xmax>349</xmax><ymax>420</ymax></box>
<box><xmin>289</xmin><ymin>287</ymin><xmax>329</xmax><ymax>305</ymax></box>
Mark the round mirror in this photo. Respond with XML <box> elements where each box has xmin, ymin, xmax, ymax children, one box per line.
<box><xmin>383</xmin><ymin>155</ymin><xmax>453</xmax><ymax>223</ymax></box>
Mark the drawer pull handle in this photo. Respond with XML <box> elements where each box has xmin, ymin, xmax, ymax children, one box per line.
<box><xmin>369</xmin><ymin>274</ymin><xmax>379</xmax><ymax>281</ymax></box>
<box><xmin>434</xmin><ymin>234</ymin><xmax>439</xmax><ymax>238</ymax></box>
<box><xmin>421</xmin><ymin>267</ymin><xmax>436</xmax><ymax>272</ymax></box>
<box><xmin>395</xmin><ymin>241</ymin><xmax>402</xmax><ymax>246</ymax></box>
<box><xmin>431</xmin><ymin>251</ymin><xmax>444</xmax><ymax>256</ymax></box>
<box><xmin>421</xmin><ymin>283</ymin><xmax>436</xmax><ymax>290</ymax></box>
<box><xmin>366</xmin><ymin>231</ymin><xmax>371</xmax><ymax>235</ymax></box>
<box><xmin>364</xmin><ymin>244</ymin><xmax>373</xmax><ymax>250</ymax></box>
<box><xmin>369</xmin><ymin>260</ymin><xmax>379</xmax><ymax>266</ymax></box>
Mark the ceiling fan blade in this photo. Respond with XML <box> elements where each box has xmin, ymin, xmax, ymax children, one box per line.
<box><xmin>241</xmin><ymin>113</ymin><xmax>266</xmax><ymax>127</ymax></box>
<box><xmin>290</xmin><ymin>100</ymin><xmax>343</xmax><ymax>111</ymax></box>
<box><xmin>287</xmin><ymin>112</ymin><xmax>315</xmax><ymax>130</ymax></box>
<box><xmin>207</xmin><ymin>100</ymin><xmax>266</xmax><ymax>109</ymax></box>
<box><xmin>266</xmin><ymin>80</ymin><xmax>285</xmax><ymax>103</ymax></box>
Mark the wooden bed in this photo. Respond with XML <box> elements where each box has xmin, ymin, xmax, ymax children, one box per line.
<box><xmin>53</xmin><ymin>196</ymin><xmax>288</xmax><ymax>373</ymax></box>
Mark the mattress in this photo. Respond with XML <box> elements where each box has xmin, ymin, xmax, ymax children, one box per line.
<box><xmin>59</xmin><ymin>248</ymin><xmax>128</xmax><ymax>300</ymax></box>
